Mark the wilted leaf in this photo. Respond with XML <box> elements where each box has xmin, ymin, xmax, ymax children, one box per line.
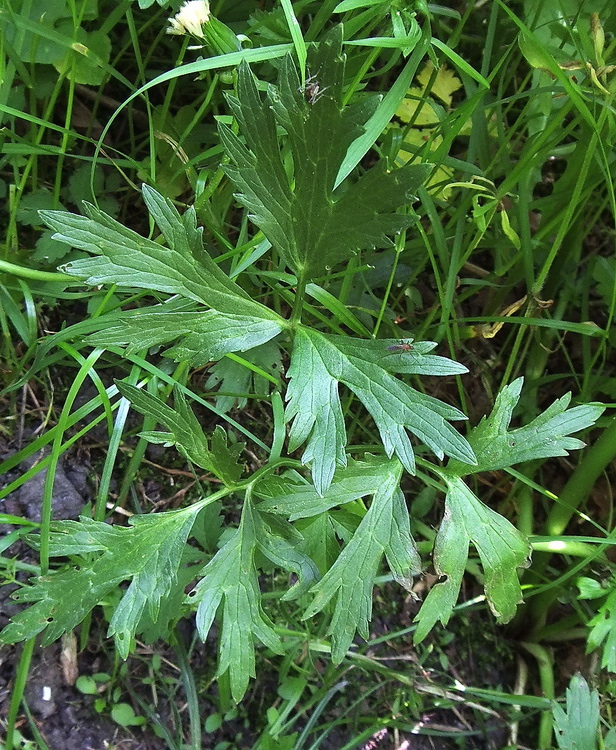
<box><xmin>413</xmin><ymin>475</ymin><xmax>531</xmax><ymax>643</ymax></box>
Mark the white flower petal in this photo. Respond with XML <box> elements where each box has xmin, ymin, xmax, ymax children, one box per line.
<box><xmin>167</xmin><ymin>0</ymin><xmax>210</xmax><ymax>38</ymax></box>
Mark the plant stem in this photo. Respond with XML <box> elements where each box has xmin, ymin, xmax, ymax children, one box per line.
<box><xmin>522</xmin><ymin>419</ymin><xmax>616</xmax><ymax>633</ymax></box>
<box><xmin>172</xmin><ymin>628</ymin><xmax>201</xmax><ymax>750</ymax></box>
<box><xmin>519</xmin><ymin>642</ymin><xmax>554</xmax><ymax>749</ymax></box>
<box><xmin>0</xmin><ymin>259</ymin><xmax>71</xmax><ymax>283</ymax></box>
<box><xmin>4</xmin><ymin>638</ymin><xmax>35</xmax><ymax>750</ymax></box>
<box><xmin>290</xmin><ymin>273</ymin><xmax>308</xmax><ymax>326</ymax></box>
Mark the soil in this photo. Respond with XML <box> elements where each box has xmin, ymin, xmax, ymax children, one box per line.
<box><xmin>2</xmin><ymin>643</ymin><xmax>159</xmax><ymax>750</ymax></box>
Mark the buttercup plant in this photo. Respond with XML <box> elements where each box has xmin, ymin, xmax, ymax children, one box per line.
<box><xmin>0</xmin><ymin>27</ymin><xmax>605</xmax><ymax>703</ymax></box>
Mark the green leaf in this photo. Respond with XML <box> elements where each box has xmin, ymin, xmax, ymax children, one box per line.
<box><xmin>592</xmin><ymin>256</ymin><xmax>616</xmax><ymax>310</ymax></box>
<box><xmin>255</xmin><ymin>455</ymin><xmax>401</xmax><ymax>520</ymax></box>
<box><xmin>254</xmin><ymin>512</ymin><xmax>320</xmax><ymax>601</ymax></box>
<box><xmin>53</xmin><ymin>26</ymin><xmax>111</xmax><ymax>86</ymax></box>
<box><xmin>280</xmin><ymin>0</ymin><xmax>306</xmax><ymax>76</ymax></box>
<box><xmin>346</xmin><ymin>33</ymin><xmax>421</xmax><ymax>49</ymax></box>
<box><xmin>552</xmin><ymin>674</ymin><xmax>600</xmax><ymax>750</ymax></box>
<box><xmin>285</xmin><ymin>328</ymin><xmax>475</xmax><ymax>494</ymax></box>
<box><xmin>16</xmin><ymin>189</ymin><xmax>65</xmax><ymax>226</ymax></box>
<box><xmin>187</xmin><ymin>501</ymin><xmax>283</xmax><ymax>702</ymax></box>
<box><xmin>40</xmin><ymin>185</ymin><xmax>278</xmax><ymax>319</ymax></box>
<box><xmin>220</xmin><ymin>28</ymin><xmax>430</xmax><ymax>279</ymax></box>
<box><xmin>31</xmin><ymin>229</ymin><xmax>73</xmax><ymax>264</ymax></box>
<box><xmin>203</xmin><ymin>15</ymin><xmax>242</xmax><ymax>55</ymax></box>
<box><xmin>205</xmin><ymin>341</ymin><xmax>282</xmax><ymax>413</ymax></box>
<box><xmin>165</xmin><ymin>311</ymin><xmax>283</xmax><ymax>367</ymax></box>
<box><xmin>576</xmin><ymin>576</ymin><xmax>607</xmax><ymax>601</ymax></box>
<box><xmin>430</xmin><ymin>38</ymin><xmax>490</xmax><ymax>89</ymax></box>
<box><xmin>111</xmin><ymin>702</ymin><xmax>146</xmax><ymax>727</ymax></box>
<box><xmin>137</xmin><ymin>556</ymin><xmax>201</xmax><ymax>645</ymax></box>
<box><xmin>295</xmin><ymin>513</ymin><xmax>341</xmax><ymax>578</ymax></box>
<box><xmin>75</xmin><ymin>675</ymin><xmax>98</xmax><ymax>695</ymax></box>
<box><xmin>116</xmin><ymin>382</ymin><xmax>244</xmax><ymax>485</ymax></box>
<box><xmin>413</xmin><ymin>475</ymin><xmax>531</xmax><ymax>643</ymax></box>
<box><xmin>0</xmin><ymin>510</ymin><xmax>199</xmax><ymax>657</ymax></box>
<box><xmin>302</xmin><ymin>461</ymin><xmax>421</xmax><ymax>662</ymax></box>
<box><xmin>2</xmin><ymin>0</ymin><xmax>98</xmax><ymax>66</ymax></box>
<box><xmin>336</xmin><ymin>33</ymin><xmax>431</xmax><ymax>187</ymax></box>
<box><xmin>86</xmin><ymin>305</ymin><xmax>207</xmax><ymax>353</ymax></box>
<box><xmin>90</xmin><ymin>306</ymin><xmax>284</xmax><ymax>366</ymax></box>
<box><xmin>580</xmin><ymin>580</ymin><xmax>616</xmax><ymax>671</ymax></box>
<box><xmin>448</xmin><ymin>377</ymin><xmax>605</xmax><ymax>475</ymax></box>
<box><xmin>333</xmin><ymin>0</ymin><xmax>380</xmax><ymax>10</ymax></box>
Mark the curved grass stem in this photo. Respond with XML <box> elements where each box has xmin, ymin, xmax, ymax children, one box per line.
<box><xmin>519</xmin><ymin>642</ymin><xmax>554</xmax><ymax>749</ymax></box>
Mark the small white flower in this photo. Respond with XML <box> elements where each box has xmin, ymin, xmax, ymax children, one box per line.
<box><xmin>167</xmin><ymin>0</ymin><xmax>210</xmax><ymax>38</ymax></box>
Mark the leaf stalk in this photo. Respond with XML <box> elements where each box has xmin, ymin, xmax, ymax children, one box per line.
<box><xmin>290</xmin><ymin>273</ymin><xmax>308</xmax><ymax>326</ymax></box>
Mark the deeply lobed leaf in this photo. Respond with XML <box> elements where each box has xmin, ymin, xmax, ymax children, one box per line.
<box><xmin>285</xmin><ymin>328</ymin><xmax>476</xmax><ymax>494</ymax></box>
<box><xmin>186</xmin><ymin>501</ymin><xmax>286</xmax><ymax>702</ymax></box>
<box><xmin>1</xmin><ymin>511</ymin><xmax>199</xmax><ymax>657</ymax></box>
<box><xmin>449</xmin><ymin>377</ymin><xmax>605</xmax><ymax>475</ymax></box>
<box><xmin>88</xmin><ymin>307</ymin><xmax>284</xmax><ymax>365</ymax></box>
<box><xmin>220</xmin><ymin>28</ymin><xmax>431</xmax><ymax>279</ymax></box>
<box><xmin>301</xmin><ymin>462</ymin><xmax>421</xmax><ymax>662</ymax></box>
<box><xmin>413</xmin><ymin>475</ymin><xmax>532</xmax><ymax>643</ymax></box>
<box><xmin>255</xmin><ymin>454</ymin><xmax>401</xmax><ymax>520</ymax></box>
<box><xmin>116</xmin><ymin>382</ymin><xmax>244</xmax><ymax>485</ymax></box>
<box><xmin>552</xmin><ymin>674</ymin><xmax>600</xmax><ymax>750</ymax></box>
<box><xmin>42</xmin><ymin>185</ymin><xmax>285</xmax><ymax>325</ymax></box>
<box><xmin>41</xmin><ymin>184</ymin><xmax>286</xmax><ymax>364</ymax></box>
<box><xmin>256</xmin><ymin>457</ymin><xmax>421</xmax><ymax>662</ymax></box>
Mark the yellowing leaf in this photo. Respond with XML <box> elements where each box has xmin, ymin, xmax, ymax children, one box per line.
<box><xmin>472</xmin><ymin>295</ymin><xmax>527</xmax><ymax>340</ymax></box>
<box><xmin>394</xmin><ymin>131</ymin><xmax>454</xmax><ymax>199</ymax></box>
<box><xmin>395</xmin><ymin>87</ymin><xmax>440</xmax><ymax>125</ymax></box>
<box><xmin>417</xmin><ymin>61</ymin><xmax>462</xmax><ymax>107</ymax></box>
<box><xmin>397</xmin><ymin>127</ymin><xmax>442</xmax><ymax>152</ymax></box>
<box><xmin>413</xmin><ymin>475</ymin><xmax>531</xmax><ymax>643</ymax></box>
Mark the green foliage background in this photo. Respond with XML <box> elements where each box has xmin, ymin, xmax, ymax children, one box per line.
<box><xmin>1</xmin><ymin>0</ymin><xmax>616</xmax><ymax>748</ymax></box>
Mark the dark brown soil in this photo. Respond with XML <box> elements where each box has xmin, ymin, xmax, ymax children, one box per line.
<box><xmin>1</xmin><ymin>643</ymin><xmax>160</xmax><ymax>750</ymax></box>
